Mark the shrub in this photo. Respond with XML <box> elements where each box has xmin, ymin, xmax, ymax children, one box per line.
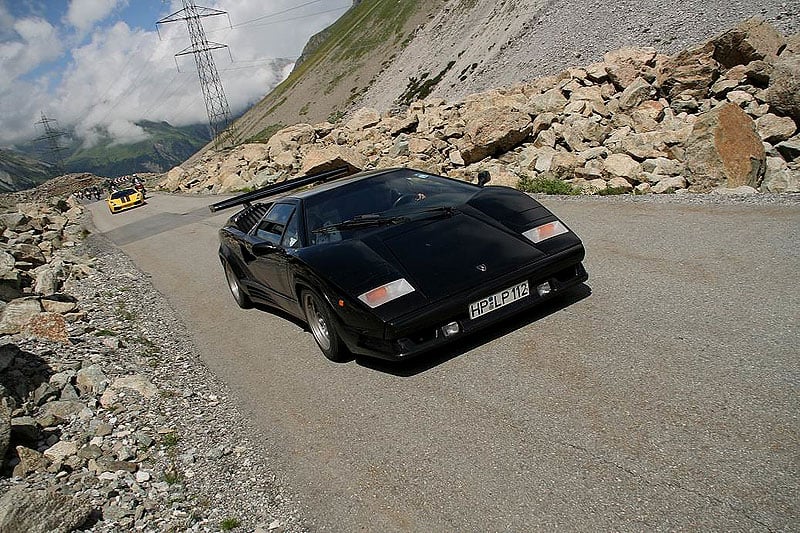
<box><xmin>518</xmin><ymin>177</ymin><xmax>580</xmax><ymax>195</ymax></box>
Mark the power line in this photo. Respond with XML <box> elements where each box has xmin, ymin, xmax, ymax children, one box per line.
<box><xmin>230</xmin><ymin>5</ymin><xmax>351</xmax><ymax>31</ymax></box>
<box><xmin>232</xmin><ymin>0</ymin><xmax>327</xmax><ymax>27</ymax></box>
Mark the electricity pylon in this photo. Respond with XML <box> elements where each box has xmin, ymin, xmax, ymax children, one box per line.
<box><xmin>157</xmin><ymin>1</ymin><xmax>236</xmax><ymax>149</ymax></box>
<box><xmin>34</xmin><ymin>112</ymin><xmax>67</xmax><ymax>176</ymax></box>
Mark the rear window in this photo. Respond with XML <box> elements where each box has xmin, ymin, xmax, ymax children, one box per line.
<box><xmin>110</xmin><ymin>189</ymin><xmax>136</xmax><ymax>199</ymax></box>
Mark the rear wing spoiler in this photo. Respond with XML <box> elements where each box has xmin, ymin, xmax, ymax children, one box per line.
<box><xmin>208</xmin><ymin>166</ymin><xmax>351</xmax><ymax>213</ymax></box>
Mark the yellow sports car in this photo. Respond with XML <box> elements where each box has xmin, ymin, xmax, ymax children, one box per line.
<box><xmin>107</xmin><ymin>188</ymin><xmax>144</xmax><ymax>213</ymax></box>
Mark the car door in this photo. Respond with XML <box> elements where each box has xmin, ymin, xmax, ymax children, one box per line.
<box><xmin>246</xmin><ymin>202</ymin><xmax>302</xmax><ymax>310</ymax></box>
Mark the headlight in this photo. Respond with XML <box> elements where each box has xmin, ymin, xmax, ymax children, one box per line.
<box><xmin>523</xmin><ymin>220</ymin><xmax>568</xmax><ymax>243</ymax></box>
<box><xmin>358</xmin><ymin>278</ymin><xmax>415</xmax><ymax>308</ymax></box>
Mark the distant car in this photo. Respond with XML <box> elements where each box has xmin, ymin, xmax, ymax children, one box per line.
<box><xmin>211</xmin><ymin>167</ymin><xmax>588</xmax><ymax>362</ymax></box>
<box><xmin>107</xmin><ymin>188</ymin><xmax>144</xmax><ymax>214</ymax></box>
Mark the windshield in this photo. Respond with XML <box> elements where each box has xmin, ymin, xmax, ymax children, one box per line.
<box><xmin>110</xmin><ymin>189</ymin><xmax>136</xmax><ymax>199</ymax></box>
<box><xmin>304</xmin><ymin>170</ymin><xmax>476</xmax><ymax>244</ymax></box>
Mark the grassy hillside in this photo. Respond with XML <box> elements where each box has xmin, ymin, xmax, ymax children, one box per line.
<box><xmin>65</xmin><ymin>121</ymin><xmax>210</xmax><ymax>177</ymax></box>
<box><xmin>0</xmin><ymin>149</ymin><xmax>54</xmax><ymax>193</ymax></box>
<box><xmin>229</xmin><ymin>0</ymin><xmax>444</xmax><ymax>146</ymax></box>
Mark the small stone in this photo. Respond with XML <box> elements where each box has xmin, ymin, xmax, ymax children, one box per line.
<box><xmin>135</xmin><ymin>470</ymin><xmax>151</xmax><ymax>483</ymax></box>
<box><xmin>43</xmin><ymin>440</ymin><xmax>78</xmax><ymax>462</ymax></box>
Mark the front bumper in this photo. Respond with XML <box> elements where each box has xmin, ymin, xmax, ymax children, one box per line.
<box><xmin>343</xmin><ymin>244</ymin><xmax>588</xmax><ymax>360</ymax></box>
<box><xmin>108</xmin><ymin>198</ymin><xmax>144</xmax><ymax>213</ymax></box>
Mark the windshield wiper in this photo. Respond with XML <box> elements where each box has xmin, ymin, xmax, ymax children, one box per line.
<box><xmin>313</xmin><ymin>214</ymin><xmax>409</xmax><ymax>234</ymax></box>
<box><xmin>405</xmin><ymin>205</ymin><xmax>459</xmax><ymax>221</ymax></box>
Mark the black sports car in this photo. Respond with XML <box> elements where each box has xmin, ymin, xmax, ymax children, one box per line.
<box><xmin>210</xmin><ymin>167</ymin><xmax>587</xmax><ymax>362</ymax></box>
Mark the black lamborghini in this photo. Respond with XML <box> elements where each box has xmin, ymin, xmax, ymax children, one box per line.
<box><xmin>210</xmin><ymin>167</ymin><xmax>587</xmax><ymax>362</ymax></box>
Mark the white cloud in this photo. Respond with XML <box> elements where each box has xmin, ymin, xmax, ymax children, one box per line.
<box><xmin>0</xmin><ymin>0</ymin><xmax>348</xmax><ymax>146</ymax></box>
<box><xmin>66</xmin><ymin>0</ymin><xmax>124</xmax><ymax>32</ymax></box>
<box><xmin>0</xmin><ymin>16</ymin><xmax>62</xmax><ymax>80</ymax></box>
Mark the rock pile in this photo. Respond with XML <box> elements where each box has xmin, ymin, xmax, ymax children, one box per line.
<box><xmin>159</xmin><ymin>18</ymin><xmax>799</xmax><ymax>196</ymax></box>
<box><xmin>0</xmin><ymin>196</ymin><xmax>304</xmax><ymax>531</ymax></box>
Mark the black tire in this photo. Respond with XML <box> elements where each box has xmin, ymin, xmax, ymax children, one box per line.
<box><xmin>223</xmin><ymin>259</ymin><xmax>252</xmax><ymax>309</ymax></box>
<box><xmin>301</xmin><ymin>289</ymin><xmax>349</xmax><ymax>362</ymax></box>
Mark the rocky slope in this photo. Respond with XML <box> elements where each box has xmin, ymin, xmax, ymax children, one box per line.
<box><xmin>213</xmin><ymin>0</ymin><xmax>798</xmax><ymax>154</ymax></box>
<box><xmin>159</xmin><ymin>18</ymin><xmax>799</xmax><ymax>196</ymax></box>
<box><xmin>358</xmin><ymin>0</ymin><xmax>799</xmax><ymax>111</ymax></box>
<box><xmin>0</xmin><ymin>192</ymin><xmax>305</xmax><ymax>530</ymax></box>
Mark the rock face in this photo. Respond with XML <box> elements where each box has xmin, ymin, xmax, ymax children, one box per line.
<box><xmin>0</xmin><ymin>486</ymin><xmax>93</xmax><ymax>533</ymax></box>
<box><xmin>767</xmin><ymin>55</ymin><xmax>800</xmax><ymax>122</ymax></box>
<box><xmin>712</xmin><ymin>17</ymin><xmax>786</xmax><ymax>68</ymax></box>
<box><xmin>157</xmin><ymin>18</ymin><xmax>799</xmax><ymax>197</ymax></box>
<box><xmin>685</xmin><ymin>103</ymin><xmax>766</xmax><ymax>190</ymax></box>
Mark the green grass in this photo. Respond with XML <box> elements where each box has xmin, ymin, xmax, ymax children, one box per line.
<box><xmin>597</xmin><ymin>185</ymin><xmax>631</xmax><ymax>196</ymax></box>
<box><xmin>163</xmin><ymin>469</ymin><xmax>182</xmax><ymax>485</ymax></box>
<box><xmin>93</xmin><ymin>329</ymin><xmax>117</xmax><ymax>337</ymax></box>
<box><xmin>220</xmin><ymin>517</ymin><xmax>241</xmax><ymax>531</ymax></box>
<box><xmin>162</xmin><ymin>432</ymin><xmax>180</xmax><ymax>448</ymax></box>
<box><xmin>398</xmin><ymin>61</ymin><xmax>456</xmax><ymax>106</ymax></box>
<box><xmin>115</xmin><ymin>304</ymin><xmax>136</xmax><ymax>321</ymax></box>
<box><xmin>518</xmin><ymin>177</ymin><xmax>580</xmax><ymax>195</ymax></box>
<box><xmin>247</xmin><ymin>123</ymin><xmax>285</xmax><ymax>144</ymax></box>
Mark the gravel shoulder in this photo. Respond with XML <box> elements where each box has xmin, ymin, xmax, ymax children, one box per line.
<box><xmin>0</xmin><ymin>210</ymin><xmax>306</xmax><ymax>532</ymax></box>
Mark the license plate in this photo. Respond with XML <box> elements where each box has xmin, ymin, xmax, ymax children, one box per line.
<box><xmin>469</xmin><ymin>280</ymin><xmax>530</xmax><ymax>319</ymax></box>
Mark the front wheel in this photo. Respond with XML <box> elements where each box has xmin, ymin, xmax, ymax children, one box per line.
<box><xmin>223</xmin><ymin>260</ymin><xmax>252</xmax><ymax>309</ymax></box>
<box><xmin>301</xmin><ymin>290</ymin><xmax>349</xmax><ymax>362</ymax></box>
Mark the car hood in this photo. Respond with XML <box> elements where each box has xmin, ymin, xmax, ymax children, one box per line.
<box><xmin>380</xmin><ymin>212</ymin><xmax>544</xmax><ymax>301</ymax></box>
<box><xmin>300</xmin><ymin>207</ymin><xmax>551</xmax><ymax>316</ymax></box>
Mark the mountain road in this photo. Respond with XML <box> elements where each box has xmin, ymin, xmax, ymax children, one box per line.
<box><xmin>88</xmin><ymin>193</ymin><xmax>799</xmax><ymax>532</ymax></box>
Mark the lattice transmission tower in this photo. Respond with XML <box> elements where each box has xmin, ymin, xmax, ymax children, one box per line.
<box><xmin>157</xmin><ymin>1</ymin><xmax>236</xmax><ymax>148</ymax></box>
<box><xmin>34</xmin><ymin>112</ymin><xmax>67</xmax><ymax>176</ymax></box>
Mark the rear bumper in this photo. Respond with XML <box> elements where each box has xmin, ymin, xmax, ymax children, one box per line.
<box><xmin>342</xmin><ymin>244</ymin><xmax>588</xmax><ymax>360</ymax></box>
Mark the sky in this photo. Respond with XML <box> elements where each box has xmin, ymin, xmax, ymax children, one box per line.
<box><xmin>0</xmin><ymin>0</ymin><xmax>350</xmax><ymax>147</ymax></box>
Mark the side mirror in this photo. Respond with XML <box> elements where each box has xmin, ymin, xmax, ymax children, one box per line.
<box><xmin>477</xmin><ymin>170</ymin><xmax>491</xmax><ymax>187</ymax></box>
<box><xmin>252</xmin><ymin>242</ymin><xmax>279</xmax><ymax>256</ymax></box>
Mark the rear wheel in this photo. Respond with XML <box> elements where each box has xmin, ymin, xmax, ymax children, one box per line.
<box><xmin>301</xmin><ymin>289</ymin><xmax>348</xmax><ymax>362</ymax></box>
<box><xmin>223</xmin><ymin>260</ymin><xmax>252</xmax><ymax>309</ymax></box>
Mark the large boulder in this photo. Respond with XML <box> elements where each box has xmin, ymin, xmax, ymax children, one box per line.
<box><xmin>618</xmin><ymin>77</ymin><xmax>655</xmax><ymax>110</ymax></box>
<box><xmin>766</xmin><ymin>55</ymin><xmax>800</xmax><ymax>123</ymax></box>
<box><xmin>300</xmin><ymin>146</ymin><xmax>365</xmax><ymax>175</ymax></box>
<box><xmin>760</xmin><ymin>156</ymin><xmax>800</xmax><ymax>192</ymax></box>
<box><xmin>684</xmin><ymin>103</ymin><xmax>766</xmax><ymax>191</ymax></box>
<box><xmin>0</xmin><ymin>298</ymin><xmax>43</xmax><ymax>335</ymax></box>
<box><xmin>455</xmin><ymin>106</ymin><xmax>532</xmax><ymax>165</ymax></box>
<box><xmin>657</xmin><ymin>42</ymin><xmax>719</xmax><ymax>100</ymax></box>
<box><xmin>528</xmin><ymin>89</ymin><xmax>568</xmax><ymax>114</ymax></box>
<box><xmin>0</xmin><ymin>485</ymin><xmax>93</xmax><ymax>533</ymax></box>
<box><xmin>603</xmin><ymin>47</ymin><xmax>658</xmax><ymax>89</ymax></box>
<box><xmin>158</xmin><ymin>166</ymin><xmax>188</xmax><ymax>191</ymax></box>
<box><xmin>712</xmin><ymin>18</ymin><xmax>786</xmax><ymax>68</ymax></box>
<box><xmin>602</xmin><ymin>153</ymin><xmax>641</xmax><ymax>180</ymax></box>
<box><xmin>266</xmin><ymin>123</ymin><xmax>315</xmax><ymax>160</ymax></box>
<box><xmin>344</xmin><ymin>108</ymin><xmax>381</xmax><ymax>131</ymax></box>
<box><xmin>755</xmin><ymin>114</ymin><xmax>797</xmax><ymax>144</ymax></box>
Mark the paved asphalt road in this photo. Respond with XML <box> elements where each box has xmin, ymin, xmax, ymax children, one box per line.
<box><xmin>88</xmin><ymin>193</ymin><xmax>798</xmax><ymax>532</ymax></box>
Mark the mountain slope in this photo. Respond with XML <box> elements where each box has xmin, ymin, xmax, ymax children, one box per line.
<box><xmin>224</xmin><ymin>0</ymin><xmax>796</xmax><ymax>146</ymax></box>
<box><xmin>0</xmin><ymin>149</ymin><xmax>54</xmax><ymax>193</ymax></box>
<box><xmin>229</xmin><ymin>0</ymin><xmax>444</xmax><ymax>145</ymax></box>
<box><xmin>358</xmin><ymin>0</ymin><xmax>799</xmax><ymax>110</ymax></box>
<box><xmin>64</xmin><ymin>121</ymin><xmax>210</xmax><ymax>178</ymax></box>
